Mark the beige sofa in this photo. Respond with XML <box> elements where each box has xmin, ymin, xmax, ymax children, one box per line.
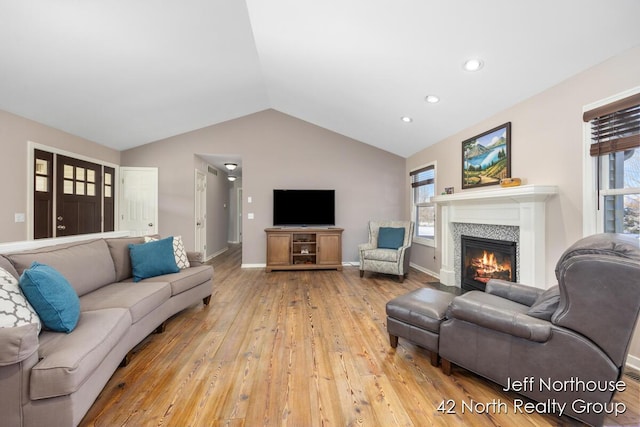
<box><xmin>0</xmin><ymin>236</ymin><xmax>214</xmax><ymax>427</ymax></box>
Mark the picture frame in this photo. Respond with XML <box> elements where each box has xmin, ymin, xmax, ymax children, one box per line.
<box><xmin>462</xmin><ymin>122</ymin><xmax>511</xmax><ymax>189</ymax></box>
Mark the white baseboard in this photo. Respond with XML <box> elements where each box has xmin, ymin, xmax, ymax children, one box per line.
<box><xmin>206</xmin><ymin>246</ymin><xmax>228</xmax><ymax>262</ymax></box>
<box><xmin>241</xmin><ymin>263</ymin><xmax>266</xmax><ymax>268</ymax></box>
<box><xmin>409</xmin><ymin>262</ymin><xmax>440</xmax><ymax>280</ymax></box>
<box><xmin>343</xmin><ymin>261</ymin><xmax>359</xmax><ymax>267</ymax></box>
<box><xmin>626</xmin><ymin>354</ymin><xmax>640</xmax><ymax>372</ymax></box>
<box><xmin>243</xmin><ymin>262</ymin><xmax>358</xmax><ymax>269</ymax></box>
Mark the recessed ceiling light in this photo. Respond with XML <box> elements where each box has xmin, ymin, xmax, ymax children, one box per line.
<box><xmin>425</xmin><ymin>95</ymin><xmax>440</xmax><ymax>104</ymax></box>
<box><xmin>463</xmin><ymin>58</ymin><xmax>484</xmax><ymax>72</ymax></box>
<box><xmin>401</xmin><ymin>116</ymin><xmax>413</xmax><ymax>123</ymax></box>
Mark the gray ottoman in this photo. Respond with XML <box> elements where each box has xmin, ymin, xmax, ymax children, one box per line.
<box><xmin>386</xmin><ymin>288</ymin><xmax>455</xmax><ymax>366</ymax></box>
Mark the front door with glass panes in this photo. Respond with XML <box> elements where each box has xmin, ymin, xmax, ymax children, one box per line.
<box><xmin>34</xmin><ymin>150</ymin><xmax>116</xmax><ymax>238</ymax></box>
<box><xmin>34</xmin><ymin>150</ymin><xmax>53</xmax><ymax>239</ymax></box>
<box><xmin>56</xmin><ymin>155</ymin><xmax>103</xmax><ymax>236</ymax></box>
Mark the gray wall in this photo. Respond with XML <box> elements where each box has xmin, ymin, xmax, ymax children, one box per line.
<box><xmin>121</xmin><ymin>109</ymin><xmax>406</xmax><ymax>265</ymax></box>
<box><xmin>0</xmin><ymin>109</ymin><xmax>120</xmax><ymax>243</ymax></box>
<box><xmin>407</xmin><ymin>44</ymin><xmax>640</xmax><ymax>283</ymax></box>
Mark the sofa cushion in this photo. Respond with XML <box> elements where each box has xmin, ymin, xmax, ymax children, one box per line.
<box><xmin>0</xmin><ymin>266</ymin><xmax>41</xmax><ymax>333</ymax></box>
<box><xmin>31</xmin><ymin>308</ymin><xmax>130</xmax><ymax>400</ymax></box>
<box><xmin>128</xmin><ymin>265</ymin><xmax>213</xmax><ymax>297</ymax></box>
<box><xmin>19</xmin><ymin>262</ymin><xmax>80</xmax><ymax>333</ymax></box>
<box><xmin>105</xmin><ymin>236</ymin><xmax>145</xmax><ymax>282</ymax></box>
<box><xmin>129</xmin><ymin>237</ymin><xmax>180</xmax><ymax>282</ymax></box>
<box><xmin>527</xmin><ymin>285</ymin><xmax>561</xmax><ymax>321</ymax></box>
<box><xmin>6</xmin><ymin>239</ymin><xmax>117</xmax><ymax>297</ymax></box>
<box><xmin>80</xmin><ymin>281</ymin><xmax>171</xmax><ymax>323</ymax></box>
<box><xmin>378</xmin><ymin>227</ymin><xmax>405</xmax><ymax>249</ymax></box>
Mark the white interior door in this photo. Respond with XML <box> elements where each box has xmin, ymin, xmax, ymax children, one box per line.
<box><xmin>237</xmin><ymin>187</ymin><xmax>243</xmax><ymax>243</ymax></box>
<box><xmin>119</xmin><ymin>167</ymin><xmax>158</xmax><ymax>236</ymax></box>
<box><xmin>195</xmin><ymin>170</ymin><xmax>207</xmax><ymax>256</ymax></box>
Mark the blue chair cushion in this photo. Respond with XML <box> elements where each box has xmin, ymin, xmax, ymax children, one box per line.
<box><xmin>378</xmin><ymin>227</ymin><xmax>405</xmax><ymax>250</ymax></box>
<box><xmin>19</xmin><ymin>262</ymin><xmax>80</xmax><ymax>333</ymax></box>
<box><xmin>129</xmin><ymin>236</ymin><xmax>180</xmax><ymax>282</ymax></box>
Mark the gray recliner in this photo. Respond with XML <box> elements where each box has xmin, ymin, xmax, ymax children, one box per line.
<box><xmin>359</xmin><ymin>220</ymin><xmax>415</xmax><ymax>282</ymax></box>
<box><xmin>438</xmin><ymin>233</ymin><xmax>640</xmax><ymax>427</ymax></box>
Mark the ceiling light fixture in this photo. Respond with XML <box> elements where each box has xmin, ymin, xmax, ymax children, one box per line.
<box><xmin>463</xmin><ymin>58</ymin><xmax>484</xmax><ymax>72</ymax></box>
<box><xmin>224</xmin><ymin>162</ymin><xmax>237</xmax><ymax>171</ymax></box>
<box><xmin>425</xmin><ymin>95</ymin><xmax>440</xmax><ymax>104</ymax></box>
<box><xmin>227</xmin><ymin>175</ymin><xmax>237</xmax><ymax>182</ymax></box>
<box><xmin>401</xmin><ymin>116</ymin><xmax>413</xmax><ymax>123</ymax></box>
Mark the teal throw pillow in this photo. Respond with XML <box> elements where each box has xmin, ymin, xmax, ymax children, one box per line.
<box><xmin>378</xmin><ymin>227</ymin><xmax>405</xmax><ymax>249</ymax></box>
<box><xmin>129</xmin><ymin>236</ymin><xmax>180</xmax><ymax>282</ymax></box>
<box><xmin>19</xmin><ymin>262</ymin><xmax>80</xmax><ymax>333</ymax></box>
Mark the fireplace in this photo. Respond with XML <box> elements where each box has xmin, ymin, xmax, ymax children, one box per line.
<box><xmin>432</xmin><ymin>185</ymin><xmax>557</xmax><ymax>288</ymax></box>
<box><xmin>461</xmin><ymin>235</ymin><xmax>517</xmax><ymax>293</ymax></box>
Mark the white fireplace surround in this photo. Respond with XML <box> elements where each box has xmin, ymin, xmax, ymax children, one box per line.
<box><xmin>432</xmin><ymin>185</ymin><xmax>559</xmax><ymax>289</ymax></box>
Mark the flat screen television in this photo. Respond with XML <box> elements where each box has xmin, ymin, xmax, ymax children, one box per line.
<box><xmin>273</xmin><ymin>189</ymin><xmax>335</xmax><ymax>226</ymax></box>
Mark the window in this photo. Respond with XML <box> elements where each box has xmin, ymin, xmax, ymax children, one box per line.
<box><xmin>584</xmin><ymin>92</ymin><xmax>640</xmax><ymax>235</ymax></box>
<box><xmin>410</xmin><ymin>163</ymin><xmax>436</xmax><ymax>243</ymax></box>
<box><xmin>34</xmin><ymin>150</ymin><xmax>53</xmax><ymax>239</ymax></box>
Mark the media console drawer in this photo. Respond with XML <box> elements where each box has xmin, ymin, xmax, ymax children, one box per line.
<box><xmin>265</xmin><ymin>227</ymin><xmax>343</xmax><ymax>272</ymax></box>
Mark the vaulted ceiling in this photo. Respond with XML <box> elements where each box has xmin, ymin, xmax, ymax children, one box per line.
<box><xmin>1</xmin><ymin>1</ymin><xmax>639</xmax><ymax>157</ymax></box>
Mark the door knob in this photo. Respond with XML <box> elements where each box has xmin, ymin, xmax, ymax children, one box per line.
<box><xmin>148</xmin><ymin>223</ymin><xmax>153</xmax><ymax>227</ymax></box>
<box><xmin>57</xmin><ymin>216</ymin><xmax>63</xmax><ymax>221</ymax></box>
<box><xmin>57</xmin><ymin>225</ymin><xmax>66</xmax><ymax>230</ymax></box>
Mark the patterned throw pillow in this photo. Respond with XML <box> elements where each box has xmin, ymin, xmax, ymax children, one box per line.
<box><xmin>144</xmin><ymin>235</ymin><xmax>190</xmax><ymax>269</ymax></box>
<box><xmin>0</xmin><ymin>266</ymin><xmax>41</xmax><ymax>333</ymax></box>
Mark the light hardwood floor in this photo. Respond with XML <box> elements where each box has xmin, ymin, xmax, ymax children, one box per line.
<box><xmin>80</xmin><ymin>244</ymin><xmax>640</xmax><ymax>426</ymax></box>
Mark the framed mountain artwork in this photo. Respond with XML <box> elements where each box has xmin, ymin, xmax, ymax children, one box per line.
<box><xmin>462</xmin><ymin>122</ymin><xmax>511</xmax><ymax>189</ymax></box>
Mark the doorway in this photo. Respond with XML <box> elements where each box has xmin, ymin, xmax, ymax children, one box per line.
<box><xmin>33</xmin><ymin>148</ymin><xmax>115</xmax><ymax>239</ymax></box>
<box><xmin>119</xmin><ymin>167</ymin><xmax>158</xmax><ymax>236</ymax></box>
<box><xmin>195</xmin><ymin>169</ymin><xmax>207</xmax><ymax>256</ymax></box>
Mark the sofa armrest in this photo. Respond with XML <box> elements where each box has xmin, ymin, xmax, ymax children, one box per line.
<box><xmin>0</xmin><ymin>323</ymin><xmax>39</xmax><ymax>366</ymax></box>
<box><xmin>485</xmin><ymin>279</ymin><xmax>545</xmax><ymax>307</ymax></box>
<box><xmin>358</xmin><ymin>243</ymin><xmax>376</xmax><ymax>265</ymax></box>
<box><xmin>447</xmin><ymin>293</ymin><xmax>552</xmax><ymax>342</ymax></box>
<box><xmin>186</xmin><ymin>251</ymin><xmax>204</xmax><ymax>266</ymax></box>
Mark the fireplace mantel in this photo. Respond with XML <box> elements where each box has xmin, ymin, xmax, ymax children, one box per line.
<box><xmin>433</xmin><ymin>184</ymin><xmax>559</xmax><ymax>289</ymax></box>
<box><xmin>432</xmin><ymin>184</ymin><xmax>558</xmax><ymax>206</ymax></box>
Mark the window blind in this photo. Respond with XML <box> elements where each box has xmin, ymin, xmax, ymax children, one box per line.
<box><xmin>584</xmin><ymin>93</ymin><xmax>640</xmax><ymax>157</ymax></box>
<box><xmin>410</xmin><ymin>165</ymin><xmax>435</xmax><ymax>188</ymax></box>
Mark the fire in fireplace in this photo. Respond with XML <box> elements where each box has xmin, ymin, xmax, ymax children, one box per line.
<box><xmin>461</xmin><ymin>235</ymin><xmax>517</xmax><ymax>292</ymax></box>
